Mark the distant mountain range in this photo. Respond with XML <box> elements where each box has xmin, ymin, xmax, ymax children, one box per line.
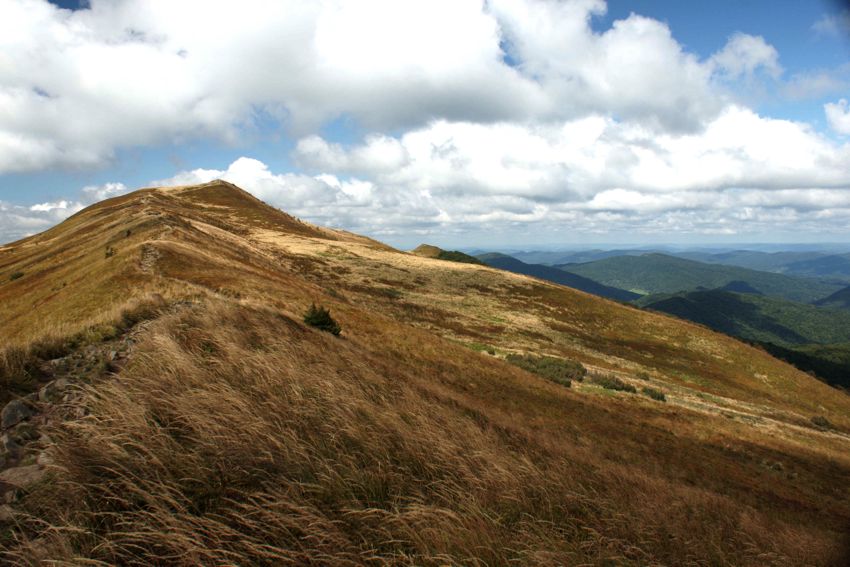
<box><xmin>480</xmin><ymin>248</ymin><xmax>850</xmax><ymax>282</ymax></box>
<box><xmin>676</xmin><ymin>250</ymin><xmax>850</xmax><ymax>280</ymax></box>
<box><xmin>558</xmin><ymin>253</ymin><xmax>844</xmax><ymax>303</ymax></box>
<box><xmin>476</xmin><ymin>253</ymin><xmax>640</xmax><ymax>302</ymax></box>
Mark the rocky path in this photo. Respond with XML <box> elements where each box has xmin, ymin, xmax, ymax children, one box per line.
<box><xmin>0</xmin><ymin>318</ymin><xmax>155</xmax><ymax>526</ymax></box>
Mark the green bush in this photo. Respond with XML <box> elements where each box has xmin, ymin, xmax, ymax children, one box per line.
<box><xmin>642</xmin><ymin>387</ymin><xmax>666</xmax><ymax>402</ymax></box>
<box><xmin>303</xmin><ymin>304</ymin><xmax>341</xmax><ymax>336</ymax></box>
<box><xmin>9</xmin><ymin>271</ymin><xmax>23</xmax><ymax>281</ymax></box>
<box><xmin>506</xmin><ymin>354</ymin><xmax>586</xmax><ymax>388</ymax></box>
<box><xmin>590</xmin><ymin>374</ymin><xmax>637</xmax><ymax>393</ymax></box>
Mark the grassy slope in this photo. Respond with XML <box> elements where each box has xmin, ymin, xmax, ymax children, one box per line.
<box><xmin>2</xmin><ymin>182</ymin><xmax>850</xmax><ymax>565</ymax></box>
<box><xmin>478</xmin><ymin>253</ymin><xmax>641</xmax><ymax>302</ymax></box>
<box><xmin>560</xmin><ymin>253</ymin><xmax>843</xmax><ymax>302</ymax></box>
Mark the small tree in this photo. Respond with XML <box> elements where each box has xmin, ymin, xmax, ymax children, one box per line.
<box><xmin>303</xmin><ymin>303</ymin><xmax>341</xmax><ymax>336</ymax></box>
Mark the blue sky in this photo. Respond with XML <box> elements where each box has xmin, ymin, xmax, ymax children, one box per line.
<box><xmin>2</xmin><ymin>0</ymin><xmax>849</xmax><ymax>248</ymax></box>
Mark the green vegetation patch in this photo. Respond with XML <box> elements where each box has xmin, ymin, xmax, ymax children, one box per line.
<box><xmin>642</xmin><ymin>387</ymin><xmax>666</xmax><ymax>402</ymax></box>
<box><xmin>303</xmin><ymin>304</ymin><xmax>342</xmax><ymax>336</ymax></box>
<box><xmin>436</xmin><ymin>250</ymin><xmax>484</xmax><ymax>265</ymax></box>
<box><xmin>590</xmin><ymin>374</ymin><xmax>637</xmax><ymax>393</ymax></box>
<box><xmin>9</xmin><ymin>271</ymin><xmax>24</xmax><ymax>281</ymax></box>
<box><xmin>506</xmin><ymin>354</ymin><xmax>586</xmax><ymax>387</ymax></box>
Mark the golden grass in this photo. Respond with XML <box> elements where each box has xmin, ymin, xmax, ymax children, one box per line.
<box><xmin>7</xmin><ymin>300</ymin><xmax>849</xmax><ymax>565</ymax></box>
<box><xmin>1</xmin><ymin>181</ymin><xmax>849</xmax><ymax>564</ymax></box>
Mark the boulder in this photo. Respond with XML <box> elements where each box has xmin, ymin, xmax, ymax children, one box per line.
<box><xmin>1</xmin><ymin>400</ymin><xmax>34</xmax><ymax>430</ymax></box>
<box><xmin>38</xmin><ymin>378</ymin><xmax>71</xmax><ymax>403</ymax></box>
<box><xmin>0</xmin><ymin>504</ymin><xmax>14</xmax><ymax>522</ymax></box>
<box><xmin>0</xmin><ymin>465</ymin><xmax>45</xmax><ymax>489</ymax></box>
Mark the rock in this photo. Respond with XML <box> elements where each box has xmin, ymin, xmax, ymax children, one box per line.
<box><xmin>16</xmin><ymin>423</ymin><xmax>39</xmax><ymax>440</ymax></box>
<box><xmin>0</xmin><ymin>465</ymin><xmax>45</xmax><ymax>489</ymax></box>
<box><xmin>36</xmin><ymin>451</ymin><xmax>53</xmax><ymax>467</ymax></box>
<box><xmin>1</xmin><ymin>433</ymin><xmax>21</xmax><ymax>456</ymax></box>
<box><xmin>38</xmin><ymin>378</ymin><xmax>71</xmax><ymax>403</ymax></box>
<box><xmin>1</xmin><ymin>400</ymin><xmax>34</xmax><ymax>430</ymax></box>
<box><xmin>0</xmin><ymin>504</ymin><xmax>14</xmax><ymax>522</ymax></box>
<box><xmin>37</xmin><ymin>362</ymin><xmax>56</xmax><ymax>379</ymax></box>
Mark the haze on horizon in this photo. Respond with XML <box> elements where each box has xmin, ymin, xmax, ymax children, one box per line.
<box><xmin>1</xmin><ymin>0</ymin><xmax>850</xmax><ymax>249</ymax></box>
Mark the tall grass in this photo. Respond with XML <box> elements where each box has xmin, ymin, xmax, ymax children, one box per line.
<box><xmin>0</xmin><ymin>296</ymin><xmax>167</xmax><ymax>404</ymax></box>
<box><xmin>6</xmin><ymin>300</ymin><xmax>846</xmax><ymax>565</ymax></box>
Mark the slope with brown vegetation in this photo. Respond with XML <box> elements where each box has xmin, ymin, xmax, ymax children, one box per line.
<box><xmin>1</xmin><ymin>181</ymin><xmax>849</xmax><ymax>565</ymax></box>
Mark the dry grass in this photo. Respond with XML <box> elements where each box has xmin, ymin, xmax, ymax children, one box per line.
<box><xmin>1</xmin><ymin>181</ymin><xmax>849</xmax><ymax>565</ymax></box>
<box><xmin>0</xmin><ymin>296</ymin><xmax>167</xmax><ymax>405</ymax></box>
<box><xmin>7</xmin><ymin>300</ymin><xmax>849</xmax><ymax>565</ymax></box>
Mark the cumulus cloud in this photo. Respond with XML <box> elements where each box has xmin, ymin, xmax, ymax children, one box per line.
<box><xmin>125</xmin><ymin>107</ymin><xmax>850</xmax><ymax>243</ymax></box>
<box><xmin>825</xmin><ymin>99</ymin><xmax>850</xmax><ymax>135</ymax></box>
<box><xmin>0</xmin><ymin>199</ymin><xmax>84</xmax><ymax>242</ymax></box>
<box><xmin>709</xmin><ymin>33</ymin><xmax>782</xmax><ymax>80</ymax></box>
<box><xmin>2</xmin><ymin>0</ymin><xmax>846</xmax><ymax>245</ymax></box>
<box><xmin>0</xmin><ymin>0</ymin><xmax>789</xmax><ymax>174</ymax></box>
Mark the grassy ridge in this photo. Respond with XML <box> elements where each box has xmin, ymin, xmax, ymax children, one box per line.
<box><xmin>2</xmin><ymin>182</ymin><xmax>850</xmax><ymax>564</ymax></box>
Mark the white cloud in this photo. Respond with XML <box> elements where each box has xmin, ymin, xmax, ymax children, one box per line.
<box><xmin>812</xmin><ymin>11</ymin><xmax>850</xmax><ymax>38</ymax></box>
<box><xmin>120</xmin><ymin>107</ymin><xmax>850</xmax><ymax>243</ymax></box>
<box><xmin>709</xmin><ymin>33</ymin><xmax>782</xmax><ymax>80</ymax></box>
<box><xmin>0</xmin><ymin>0</ymin><xmax>793</xmax><ymax>174</ymax></box>
<box><xmin>825</xmin><ymin>99</ymin><xmax>850</xmax><ymax>135</ymax></box>
<box><xmin>81</xmin><ymin>182</ymin><xmax>130</xmax><ymax>202</ymax></box>
<box><xmin>0</xmin><ymin>199</ymin><xmax>83</xmax><ymax>242</ymax></box>
<box><xmin>1</xmin><ymin>0</ymin><xmax>846</xmax><ymax>245</ymax></box>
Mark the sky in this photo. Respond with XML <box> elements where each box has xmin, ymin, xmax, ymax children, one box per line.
<box><xmin>1</xmin><ymin>0</ymin><xmax>850</xmax><ymax>249</ymax></box>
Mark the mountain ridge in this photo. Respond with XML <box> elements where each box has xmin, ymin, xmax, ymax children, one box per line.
<box><xmin>2</xmin><ymin>182</ymin><xmax>849</xmax><ymax>564</ymax></box>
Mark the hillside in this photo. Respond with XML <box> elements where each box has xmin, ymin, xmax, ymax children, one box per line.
<box><xmin>783</xmin><ymin>254</ymin><xmax>850</xmax><ymax>280</ymax></box>
<box><xmin>560</xmin><ymin>253</ymin><xmax>843</xmax><ymax>302</ymax></box>
<box><xmin>675</xmin><ymin>250</ymin><xmax>827</xmax><ymax>272</ymax></box>
<box><xmin>638</xmin><ymin>290</ymin><xmax>850</xmax><ymax>346</ymax></box>
<box><xmin>638</xmin><ymin>290</ymin><xmax>850</xmax><ymax>388</ymax></box>
<box><xmin>1</xmin><ymin>182</ymin><xmax>850</xmax><ymax>565</ymax></box>
<box><xmin>816</xmin><ymin>285</ymin><xmax>850</xmax><ymax>310</ymax></box>
<box><xmin>478</xmin><ymin>253</ymin><xmax>641</xmax><ymax>302</ymax></box>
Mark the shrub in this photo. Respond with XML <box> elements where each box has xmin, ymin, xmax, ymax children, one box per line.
<box><xmin>590</xmin><ymin>374</ymin><xmax>637</xmax><ymax>393</ymax></box>
<box><xmin>303</xmin><ymin>303</ymin><xmax>341</xmax><ymax>336</ymax></box>
<box><xmin>642</xmin><ymin>387</ymin><xmax>666</xmax><ymax>402</ymax></box>
<box><xmin>9</xmin><ymin>271</ymin><xmax>23</xmax><ymax>281</ymax></box>
<box><xmin>506</xmin><ymin>354</ymin><xmax>586</xmax><ymax>387</ymax></box>
<box><xmin>810</xmin><ymin>415</ymin><xmax>832</xmax><ymax>430</ymax></box>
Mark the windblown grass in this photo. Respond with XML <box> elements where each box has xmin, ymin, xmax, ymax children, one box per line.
<box><xmin>2</xmin><ymin>182</ymin><xmax>850</xmax><ymax>565</ymax></box>
<box><xmin>7</xmin><ymin>300</ymin><xmax>849</xmax><ymax>565</ymax></box>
